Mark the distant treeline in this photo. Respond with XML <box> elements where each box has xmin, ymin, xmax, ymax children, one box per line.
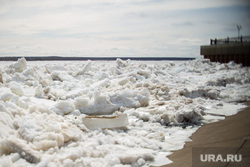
<box><xmin>0</xmin><ymin>56</ymin><xmax>195</xmax><ymax>61</ymax></box>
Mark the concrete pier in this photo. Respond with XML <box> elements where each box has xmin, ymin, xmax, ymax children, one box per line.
<box><xmin>200</xmin><ymin>37</ymin><xmax>250</xmax><ymax>66</ymax></box>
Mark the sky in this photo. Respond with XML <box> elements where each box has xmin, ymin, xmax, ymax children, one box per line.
<box><xmin>0</xmin><ymin>0</ymin><xmax>250</xmax><ymax>58</ymax></box>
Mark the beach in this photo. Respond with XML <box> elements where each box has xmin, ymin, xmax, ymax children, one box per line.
<box><xmin>1</xmin><ymin>1</ymin><xmax>249</xmax><ymax>166</ymax></box>
<box><xmin>163</xmin><ymin>102</ymin><xmax>250</xmax><ymax>167</ymax></box>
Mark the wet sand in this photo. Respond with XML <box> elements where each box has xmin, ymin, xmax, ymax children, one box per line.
<box><xmin>160</xmin><ymin>102</ymin><xmax>250</xmax><ymax>167</ymax></box>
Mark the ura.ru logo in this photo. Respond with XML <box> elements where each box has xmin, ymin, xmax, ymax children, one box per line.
<box><xmin>200</xmin><ymin>154</ymin><xmax>242</xmax><ymax>162</ymax></box>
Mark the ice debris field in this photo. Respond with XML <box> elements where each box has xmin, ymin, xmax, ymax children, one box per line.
<box><xmin>0</xmin><ymin>58</ymin><xmax>249</xmax><ymax>167</ymax></box>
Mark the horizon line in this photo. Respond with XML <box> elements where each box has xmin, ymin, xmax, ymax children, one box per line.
<box><xmin>0</xmin><ymin>56</ymin><xmax>196</xmax><ymax>61</ymax></box>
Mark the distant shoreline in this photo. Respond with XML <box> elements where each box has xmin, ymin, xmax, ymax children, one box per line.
<box><xmin>0</xmin><ymin>56</ymin><xmax>195</xmax><ymax>61</ymax></box>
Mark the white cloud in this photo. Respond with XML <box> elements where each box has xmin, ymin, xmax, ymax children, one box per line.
<box><xmin>0</xmin><ymin>0</ymin><xmax>249</xmax><ymax>57</ymax></box>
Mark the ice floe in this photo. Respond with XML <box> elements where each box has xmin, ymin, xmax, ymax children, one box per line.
<box><xmin>0</xmin><ymin>58</ymin><xmax>249</xmax><ymax>166</ymax></box>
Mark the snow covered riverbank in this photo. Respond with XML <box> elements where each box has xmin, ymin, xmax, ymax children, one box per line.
<box><xmin>0</xmin><ymin>58</ymin><xmax>249</xmax><ymax>166</ymax></box>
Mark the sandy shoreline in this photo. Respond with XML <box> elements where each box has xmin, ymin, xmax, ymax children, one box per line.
<box><xmin>161</xmin><ymin>101</ymin><xmax>250</xmax><ymax>167</ymax></box>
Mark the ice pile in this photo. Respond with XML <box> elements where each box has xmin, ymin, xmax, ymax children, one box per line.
<box><xmin>0</xmin><ymin>58</ymin><xmax>249</xmax><ymax>166</ymax></box>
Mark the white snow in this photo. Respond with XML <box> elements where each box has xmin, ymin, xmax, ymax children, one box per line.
<box><xmin>0</xmin><ymin>58</ymin><xmax>249</xmax><ymax>166</ymax></box>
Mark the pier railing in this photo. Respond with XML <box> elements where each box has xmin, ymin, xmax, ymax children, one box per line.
<box><xmin>201</xmin><ymin>35</ymin><xmax>250</xmax><ymax>66</ymax></box>
<box><xmin>210</xmin><ymin>36</ymin><xmax>250</xmax><ymax>45</ymax></box>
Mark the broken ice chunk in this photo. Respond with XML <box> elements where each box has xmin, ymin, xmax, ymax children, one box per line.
<box><xmin>9</xmin><ymin>57</ymin><xmax>27</xmax><ymax>73</ymax></box>
<box><xmin>1</xmin><ymin>139</ymin><xmax>41</xmax><ymax>163</ymax></box>
<box><xmin>73</xmin><ymin>60</ymin><xmax>91</xmax><ymax>76</ymax></box>
<box><xmin>82</xmin><ymin>113</ymin><xmax>128</xmax><ymax>130</ymax></box>
<box><xmin>9</xmin><ymin>82</ymin><xmax>24</xmax><ymax>96</ymax></box>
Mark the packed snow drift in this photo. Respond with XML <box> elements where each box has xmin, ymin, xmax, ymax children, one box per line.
<box><xmin>0</xmin><ymin>58</ymin><xmax>249</xmax><ymax>166</ymax></box>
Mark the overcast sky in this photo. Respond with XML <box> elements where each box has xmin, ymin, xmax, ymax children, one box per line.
<box><xmin>0</xmin><ymin>0</ymin><xmax>250</xmax><ymax>57</ymax></box>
